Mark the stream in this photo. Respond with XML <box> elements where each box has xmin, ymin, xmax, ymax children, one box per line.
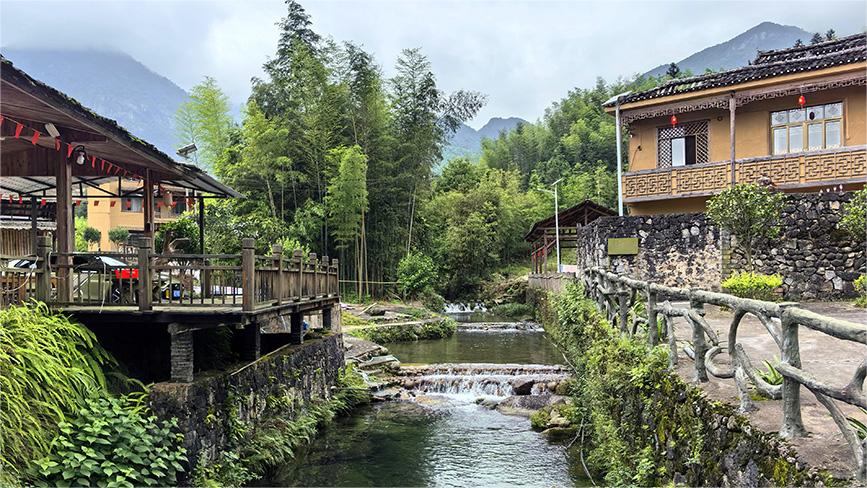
<box><xmin>270</xmin><ymin>311</ymin><xmax>586</xmax><ymax>487</ymax></box>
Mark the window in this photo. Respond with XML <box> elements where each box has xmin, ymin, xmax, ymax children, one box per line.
<box><xmin>122</xmin><ymin>197</ymin><xmax>142</xmax><ymax>213</ymax></box>
<box><xmin>771</xmin><ymin>102</ymin><xmax>843</xmax><ymax>154</ymax></box>
<box><xmin>657</xmin><ymin>120</ymin><xmax>709</xmax><ymax>168</ymax></box>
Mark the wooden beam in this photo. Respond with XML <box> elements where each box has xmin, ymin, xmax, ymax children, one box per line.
<box><xmin>143</xmin><ymin>169</ymin><xmax>154</xmax><ymax>237</ymax></box>
<box><xmin>729</xmin><ymin>92</ymin><xmax>736</xmax><ymax>186</ymax></box>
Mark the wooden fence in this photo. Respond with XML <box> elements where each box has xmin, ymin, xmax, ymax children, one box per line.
<box><xmin>582</xmin><ymin>267</ymin><xmax>866</xmax><ymax>483</ymax></box>
<box><xmin>0</xmin><ymin>237</ymin><xmax>338</xmax><ymax>311</ymax></box>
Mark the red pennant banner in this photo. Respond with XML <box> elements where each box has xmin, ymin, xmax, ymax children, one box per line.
<box><xmin>18</xmin><ymin>196</ymin><xmax>23</xmax><ymax>204</ymax></box>
<box><xmin>30</xmin><ymin>130</ymin><xmax>41</xmax><ymax>145</ymax></box>
<box><xmin>106</xmin><ymin>162</ymin><xmax>113</xmax><ymax>173</ymax></box>
<box><xmin>54</xmin><ymin>137</ymin><xmax>62</xmax><ymax>151</ymax></box>
<box><xmin>40</xmin><ymin>198</ymin><xmax>47</xmax><ymax>207</ymax></box>
<box><xmin>14</xmin><ymin>123</ymin><xmax>23</xmax><ymax>138</ymax></box>
<box><xmin>67</xmin><ymin>144</ymin><xmax>74</xmax><ymax>158</ymax></box>
<box><xmin>91</xmin><ymin>155</ymin><xmax>97</xmax><ymax>168</ymax></box>
<box><xmin>101</xmin><ymin>159</ymin><xmax>106</xmax><ymax>171</ymax></box>
<box><xmin>0</xmin><ymin>115</ymin><xmax>4</xmax><ymax>128</ymax></box>
<box><xmin>171</xmin><ymin>200</ymin><xmax>177</xmax><ymax>208</ymax></box>
<box><xmin>8</xmin><ymin>194</ymin><xmax>14</xmax><ymax>203</ymax></box>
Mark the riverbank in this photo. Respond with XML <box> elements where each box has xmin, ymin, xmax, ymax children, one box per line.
<box><xmin>535</xmin><ymin>282</ymin><xmax>840</xmax><ymax>486</ymax></box>
<box><xmin>342</xmin><ymin>302</ymin><xmax>458</xmax><ymax>343</ymax></box>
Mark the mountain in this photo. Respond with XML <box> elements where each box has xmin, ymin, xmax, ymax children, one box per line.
<box><xmin>1</xmin><ymin>48</ymin><xmax>189</xmax><ymax>157</ymax></box>
<box><xmin>441</xmin><ymin>116</ymin><xmax>528</xmax><ymax>169</ymax></box>
<box><xmin>644</xmin><ymin>22</ymin><xmax>813</xmax><ymax>78</ymax></box>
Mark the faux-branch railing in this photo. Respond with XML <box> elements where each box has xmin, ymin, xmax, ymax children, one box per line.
<box><xmin>582</xmin><ymin>267</ymin><xmax>866</xmax><ymax>483</ymax></box>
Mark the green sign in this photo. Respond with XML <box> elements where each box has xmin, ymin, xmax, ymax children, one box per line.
<box><xmin>607</xmin><ymin>237</ymin><xmax>638</xmax><ymax>256</ymax></box>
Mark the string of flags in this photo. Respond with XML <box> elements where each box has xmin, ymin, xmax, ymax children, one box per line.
<box><xmin>1</xmin><ymin>113</ymin><xmax>198</xmax><ymax>209</ymax></box>
<box><xmin>0</xmin><ymin>112</ymin><xmax>145</xmax><ymax>180</ymax></box>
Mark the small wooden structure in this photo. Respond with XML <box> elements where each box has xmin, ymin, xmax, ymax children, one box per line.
<box><xmin>0</xmin><ymin>56</ymin><xmax>339</xmax><ymax>383</ymax></box>
<box><xmin>525</xmin><ymin>200</ymin><xmax>615</xmax><ymax>273</ymax></box>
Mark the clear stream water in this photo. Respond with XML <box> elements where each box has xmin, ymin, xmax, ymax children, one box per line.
<box><xmin>270</xmin><ymin>313</ymin><xmax>584</xmax><ymax>487</ymax></box>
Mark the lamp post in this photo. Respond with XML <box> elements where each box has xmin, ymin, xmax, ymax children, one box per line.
<box><xmin>604</xmin><ymin>91</ymin><xmax>631</xmax><ymax>217</ymax></box>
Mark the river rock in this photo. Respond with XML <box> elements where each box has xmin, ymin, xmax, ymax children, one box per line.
<box><xmin>511</xmin><ymin>378</ymin><xmax>536</xmax><ymax>395</ymax></box>
<box><xmin>496</xmin><ymin>394</ymin><xmax>567</xmax><ymax>416</ymax></box>
<box><xmin>547</xmin><ymin>409</ymin><xmax>571</xmax><ymax>428</ymax></box>
<box><xmin>541</xmin><ymin>426</ymin><xmax>578</xmax><ymax>441</ymax></box>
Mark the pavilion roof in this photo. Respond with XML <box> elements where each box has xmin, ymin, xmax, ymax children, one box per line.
<box><xmin>524</xmin><ymin>200</ymin><xmax>616</xmax><ymax>242</ymax></box>
<box><xmin>0</xmin><ymin>55</ymin><xmax>241</xmax><ymax>199</ymax></box>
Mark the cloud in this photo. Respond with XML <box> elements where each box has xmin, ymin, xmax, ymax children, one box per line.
<box><xmin>2</xmin><ymin>0</ymin><xmax>864</xmax><ymax>128</ymax></box>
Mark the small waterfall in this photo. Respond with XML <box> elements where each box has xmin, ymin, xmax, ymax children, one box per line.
<box><xmin>396</xmin><ymin>363</ymin><xmax>570</xmax><ymax>399</ymax></box>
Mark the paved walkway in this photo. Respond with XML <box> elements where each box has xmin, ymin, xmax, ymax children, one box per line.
<box><xmin>668</xmin><ymin>301</ymin><xmax>866</xmax><ymax>478</ymax></box>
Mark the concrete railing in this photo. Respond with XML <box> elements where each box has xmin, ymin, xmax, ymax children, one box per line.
<box><xmin>582</xmin><ymin>267</ymin><xmax>866</xmax><ymax>483</ymax></box>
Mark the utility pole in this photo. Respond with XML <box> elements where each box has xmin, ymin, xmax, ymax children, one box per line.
<box><xmin>552</xmin><ymin>178</ymin><xmax>562</xmax><ymax>273</ymax></box>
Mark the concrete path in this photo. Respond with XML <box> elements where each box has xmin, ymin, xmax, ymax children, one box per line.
<box><xmin>668</xmin><ymin>301</ymin><xmax>866</xmax><ymax>478</ymax></box>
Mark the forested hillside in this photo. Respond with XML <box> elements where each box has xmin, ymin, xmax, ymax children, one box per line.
<box><xmin>180</xmin><ymin>1</ymin><xmax>674</xmax><ymax>300</ymax></box>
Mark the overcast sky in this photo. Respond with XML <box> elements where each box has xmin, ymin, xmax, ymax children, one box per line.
<box><xmin>1</xmin><ymin>0</ymin><xmax>864</xmax><ymax>128</ymax></box>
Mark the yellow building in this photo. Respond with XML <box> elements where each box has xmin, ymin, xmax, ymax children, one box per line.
<box><xmin>605</xmin><ymin>34</ymin><xmax>866</xmax><ymax>216</ymax></box>
<box><xmin>88</xmin><ymin>180</ymin><xmax>189</xmax><ymax>250</ymax></box>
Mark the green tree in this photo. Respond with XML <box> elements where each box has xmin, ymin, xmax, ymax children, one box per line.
<box><xmin>840</xmin><ymin>189</ymin><xmax>866</xmax><ymax>238</ymax></box>
<box><xmin>810</xmin><ymin>32</ymin><xmax>824</xmax><ymax>44</ymax></box>
<box><xmin>108</xmin><ymin>227</ymin><xmax>130</xmax><ymax>250</ymax></box>
<box><xmin>154</xmin><ymin>215</ymin><xmax>200</xmax><ymax>254</ymax></box>
<box><xmin>325</xmin><ymin>145</ymin><xmax>369</xmax><ymax>296</ymax></box>
<box><xmin>175</xmin><ymin>76</ymin><xmax>233</xmax><ymax>171</ymax></box>
<box><xmin>707</xmin><ymin>184</ymin><xmax>785</xmax><ymax>270</ymax></box>
<box><xmin>82</xmin><ymin>226</ymin><xmax>101</xmax><ymax>251</ymax></box>
<box><xmin>825</xmin><ymin>29</ymin><xmax>837</xmax><ymax>41</ymax></box>
<box><xmin>666</xmin><ymin>62</ymin><xmax>681</xmax><ymax>78</ymax></box>
<box><xmin>397</xmin><ymin>252</ymin><xmax>438</xmax><ymax>298</ymax></box>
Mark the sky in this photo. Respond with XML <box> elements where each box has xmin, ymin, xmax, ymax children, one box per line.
<box><xmin>1</xmin><ymin>0</ymin><xmax>865</xmax><ymax>128</ymax></box>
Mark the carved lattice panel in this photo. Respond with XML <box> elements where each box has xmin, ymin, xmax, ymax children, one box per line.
<box><xmin>675</xmin><ymin>165</ymin><xmax>728</xmax><ymax>194</ymax></box>
<box><xmin>624</xmin><ymin>172</ymin><xmax>672</xmax><ymax>198</ymax></box>
<box><xmin>739</xmin><ymin>157</ymin><xmax>800</xmax><ymax>185</ymax></box>
<box><xmin>804</xmin><ymin>151</ymin><xmax>867</xmax><ymax>181</ymax></box>
<box><xmin>657</xmin><ymin>120</ymin><xmax>709</xmax><ymax>167</ymax></box>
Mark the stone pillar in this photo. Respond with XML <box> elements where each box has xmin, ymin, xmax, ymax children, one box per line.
<box><xmin>169</xmin><ymin>324</ymin><xmax>194</xmax><ymax>383</ymax></box>
<box><xmin>322</xmin><ymin>306</ymin><xmax>333</xmax><ymax>331</ymax></box>
<box><xmin>689</xmin><ymin>296</ymin><xmax>709</xmax><ymax>383</ymax></box>
<box><xmin>780</xmin><ymin>306</ymin><xmax>807</xmax><ymax>437</ymax></box>
<box><xmin>240</xmin><ymin>323</ymin><xmax>261</xmax><ymax>361</ymax></box>
<box><xmin>290</xmin><ymin>312</ymin><xmax>304</xmax><ymax>345</ymax></box>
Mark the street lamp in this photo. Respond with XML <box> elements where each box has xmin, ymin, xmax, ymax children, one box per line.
<box><xmin>542</xmin><ymin>178</ymin><xmax>563</xmax><ymax>273</ymax></box>
<box><xmin>604</xmin><ymin>90</ymin><xmax>632</xmax><ymax>217</ymax></box>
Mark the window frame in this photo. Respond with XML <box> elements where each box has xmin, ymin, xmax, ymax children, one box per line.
<box><xmin>770</xmin><ymin>101</ymin><xmax>844</xmax><ymax>155</ymax></box>
<box><xmin>656</xmin><ymin>119</ymin><xmax>710</xmax><ymax>169</ymax></box>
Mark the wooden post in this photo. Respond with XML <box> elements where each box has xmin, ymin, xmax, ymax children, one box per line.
<box><xmin>309</xmin><ymin>253</ymin><xmax>318</xmax><ymax>297</ymax></box>
<box><xmin>729</xmin><ymin>92</ymin><xmax>737</xmax><ymax>186</ymax></box>
<box><xmin>242</xmin><ymin>238</ymin><xmax>255</xmax><ymax>312</ymax></box>
<box><xmin>331</xmin><ymin>258</ymin><xmax>339</xmax><ymax>297</ymax></box>
<box><xmin>137</xmin><ymin>237</ymin><xmax>152</xmax><ymax>311</ymax></box>
<box><xmin>322</xmin><ymin>306</ymin><xmax>333</xmax><ymax>331</ymax></box>
<box><xmin>780</xmin><ymin>306</ymin><xmax>807</xmax><ymax>437</ymax></box>
<box><xmin>273</xmin><ymin>244</ymin><xmax>284</xmax><ymax>305</ymax></box>
<box><xmin>36</xmin><ymin>235</ymin><xmax>51</xmax><ymax>301</ymax></box>
<box><xmin>617</xmin><ymin>288</ymin><xmax>629</xmax><ymax>334</ymax></box>
<box><xmin>240</xmin><ymin>323</ymin><xmax>261</xmax><ymax>361</ymax></box>
<box><xmin>30</xmin><ymin>197</ymin><xmax>38</xmax><ymax>255</ymax></box>
<box><xmin>143</xmin><ymin>170</ymin><xmax>154</xmax><ymax>238</ymax></box>
<box><xmin>56</xmin><ymin>149</ymin><xmax>72</xmax><ymax>303</ymax></box>
<box><xmin>322</xmin><ymin>255</ymin><xmax>329</xmax><ymax>295</ymax></box>
<box><xmin>294</xmin><ymin>250</ymin><xmax>303</xmax><ymax>299</ymax></box>
<box><xmin>197</xmin><ymin>196</ymin><xmax>205</xmax><ymax>254</ymax></box>
<box><xmin>543</xmin><ymin>234</ymin><xmax>548</xmax><ymax>273</ymax></box>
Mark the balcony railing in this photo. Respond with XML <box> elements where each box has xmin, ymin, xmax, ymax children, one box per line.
<box><xmin>0</xmin><ymin>237</ymin><xmax>339</xmax><ymax>311</ymax></box>
<box><xmin>623</xmin><ymin>145</ymin><xmax>867</xmax><ymax>202</ymax></box>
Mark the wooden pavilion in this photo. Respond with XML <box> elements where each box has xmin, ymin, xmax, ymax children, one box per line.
<box><xmin>0</xmin><ymin>56</ymin><xmax>340</xmax><ymax>383</ymax></box>
<box><xmin>525</xmin><ymin>200</ymin><xmax>615</xmax><ymax>273</ymax></box>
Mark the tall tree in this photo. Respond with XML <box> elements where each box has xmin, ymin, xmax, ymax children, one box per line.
<box><xmin>326</xmin><ymin>145</ymin><xmax>369</xmax><ymax>296</ymax></box>
<box><xmin>175</xmin><ymin>77</ymin><xmax>233</xmax><ymax>170</ymax></box>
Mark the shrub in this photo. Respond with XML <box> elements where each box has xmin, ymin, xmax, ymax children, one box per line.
<box><xmin>0</xmin><ymin>302</ymin><xmax>113</xmax><ymax>481</ymax></box>
<box><xmin>419</xmin><ymin>288</ymin><xmax>445</xmax><ymax>313</ymax></box>
<box><xmin>108</xmin><ymin>227</ymin><xmax>130</xmax><ymax>250</ymax></box>
<box><xmin>490</xmin><ymin>302</ymin><xmax>534</xmax><ymax>320</ymax></box>
<box><xmin>31</xmin><ymin>395</ymin><xmax>186</xmax><ymax>487</ymax></box>
<box><xmin>854</xmin><ymin>274</ymin><xmax>867</xmax><ymax>308</ymax></box>
<box><xmin>397</xmin><ymin>252</ymin><xmax>438</xmax><ymax>299</ymax></box>
<box><xmin>707</xmin><ymin>184</ymin><xmax>784</xmax><ymax>270</ymax></box>
<box><xmin>721</xmin><ymin>271</ymin><xmax>783</xmax><ymax>301</ymax></box>
<box><xmin>82</xmin><ymin>227</ymin><xmax>101</xmax><ymax>250</ymax></box>
<box><xmin>839</xmin><ymin>189</ymin><xmax>866</xmax><ymax>238</ymax></box>
<box><xmin>155</xmin><ymin>214</ymin><xmax>200</xmax><ymax>254</ymax></box>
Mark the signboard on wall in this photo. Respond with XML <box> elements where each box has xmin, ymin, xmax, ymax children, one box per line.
<box><xmin>607</xmin><ymin>237</ymin><xmax>639</xmax><ymax>256</ymax></box>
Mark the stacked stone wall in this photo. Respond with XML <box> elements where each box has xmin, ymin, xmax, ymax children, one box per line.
<box><xmin>575</xmin><ymin>192</ymin><xmax>865</xmax><ymax>299</ymax></box>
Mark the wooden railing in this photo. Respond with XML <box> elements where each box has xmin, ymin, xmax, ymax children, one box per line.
<box><xmin>623</xmin><ymin>145</ymin><xmax>867</xmax><ymax>201</ymax></box>
<box><xmin>1</xmin><ymin>236</ymin><xmax>338</xmax><ymax>311</ymax></box>
<box><xmin>582</xmin><ymin>267</ymin><xmax>866</xmax><ymax>483</ymax></box>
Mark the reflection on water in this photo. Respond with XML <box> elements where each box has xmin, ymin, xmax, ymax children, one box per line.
<box><xmin>386</xmin><ymin>329</ymin><xmax>563</xmax><ymax>365</ymax></box>
<box><xmin>271</xmin><ymin>397</ymin><xmax>586</xmax><ymax>487</ymax></box>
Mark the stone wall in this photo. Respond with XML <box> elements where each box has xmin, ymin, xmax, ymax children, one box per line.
<box><xmin>149</xmin><ymin>333</ymin><xmax>345</xmax><ymax>472</ymax></box>
<box><xmin>576</xmin><ymin>192</ymin><xmax>865</xmax><ymax>299</ymax></box>
<box><xmin>576</xmin><ymin>213</ymin><xmax>723</xmax><ymax>289</ymax></box>
<box><xmin>732</xmin><ymin>192</ymin><xmax>865</xmax><ymax>299</ymax></box>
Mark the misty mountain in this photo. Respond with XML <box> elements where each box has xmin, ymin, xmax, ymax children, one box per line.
<box><xmin>644</xmin><ymin>22</ymin><xmax>813</xmax><ymax>78</ymax></box>
<box><xmin>441</xmin><ymin>117</ymin><xmax>528</xmax><ymax>167</ymax></box>
<box><xmin>1</xmin><ymin>48</ymin><xmax>188</xmax><ymax>157</ymax></box>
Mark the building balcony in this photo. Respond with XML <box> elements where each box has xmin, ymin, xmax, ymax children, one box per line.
<box><xmin>623</xmin><ymin>145</ymin><xmax>867</xmax><ymax>202</ymax></box>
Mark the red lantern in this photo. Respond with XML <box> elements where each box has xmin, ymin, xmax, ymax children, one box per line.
<box><xmin>40</xmin><ymin>198</ymin><xmax>46</xmax><ymax>207</ymax></box>
<box><xmin>670</xmin><ymin>115</ymin><xmax>678</xmax><ymax>126</ymax></box>
<box><xmin>798</xmin><ymin>95</ymin><xmax>806</xmax><ymax>107</ymax></box>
